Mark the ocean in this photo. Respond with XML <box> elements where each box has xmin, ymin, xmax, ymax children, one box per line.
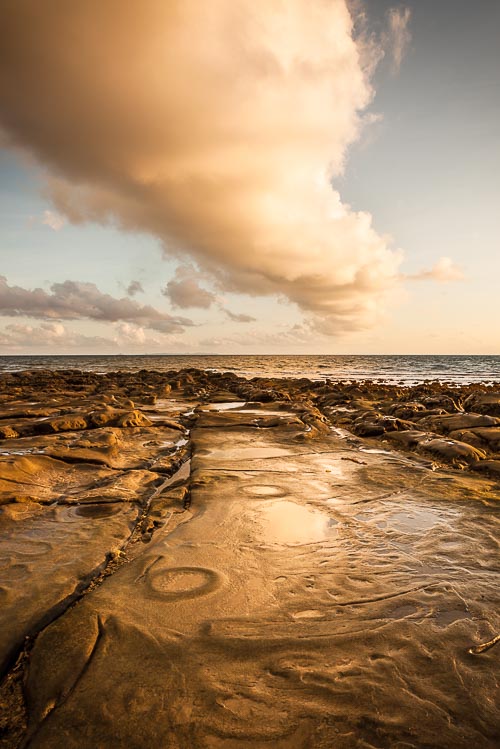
<box><xmin>0</xmin><ymin>354</ymin><xmax>498</xmax><ymax>385</ymax></box>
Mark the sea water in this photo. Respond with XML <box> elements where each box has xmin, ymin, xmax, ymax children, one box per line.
<box><xmin>0</xmin><ymin>354</ymin><xmax>498</xmax><ymax>384</ymax></box>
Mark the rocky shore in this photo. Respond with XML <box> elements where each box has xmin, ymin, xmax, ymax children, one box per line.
<box><xmin>3</xmin><ymin>367</ymin><xmax>500</xmax><ymax>474</ymax></box>
<box><xmin>0</xmin><ymin>369</ymin><xmax>499</xmax><ymax>748</ymax></box>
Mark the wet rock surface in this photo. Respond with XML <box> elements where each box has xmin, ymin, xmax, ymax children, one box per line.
<box><xmin>0</xmin><ymin>369</ymin><xmax>499</xmax><ymax>748</ymax></box>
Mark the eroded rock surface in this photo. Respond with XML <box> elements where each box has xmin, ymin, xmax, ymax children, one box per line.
<box><xmin>0</xmin><ymin>369</ymin><xmax>499</xmax><ymax>748</ymax></box>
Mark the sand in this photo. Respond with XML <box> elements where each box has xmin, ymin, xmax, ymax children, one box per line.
<box><xmin>0</xmin><ymin>369</ymin><xmax>499</xmax><ymax>747</ymax></box>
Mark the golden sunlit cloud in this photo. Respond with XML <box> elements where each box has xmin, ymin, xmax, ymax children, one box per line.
<box><xmin>405</xmin><ymin>257</ymin><xmax>465</xmax><ymax>283</ymax></box>
<box><xmin>0</xmin><ymin>0</ymin><xmax>409</xmax><ymax>334</ymax></box>
<box><xmin>0</xmin><ymin>276</ymin><xmax>191</xmax><ymax>332</ymax></box>
<box><xmin>385</xmin><ymin>7</ymin><xmax>412</xmax><ymax>73</ymax></box>
<box><xmin>41</xmin><ymin>210</ymin><xmax>65</xmax><ymax>232</ymax></box>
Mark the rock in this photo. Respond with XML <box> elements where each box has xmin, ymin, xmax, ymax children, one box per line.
<box><xmin>0</xmin><ymin>501</ymin><xmax>137</xmax><ymax>677</ymax></box>
<box><xmin>88</xmin><ymin>408</ymin><xmax>153</xmax><ymax>429</ymax></box>
<box><xmin>0</xmin><ymin>455</ymin><xmax>113</xmax><ymax>505</ymax></box>
<box><xmin>429</xmin><ymin>413</ymin><xmax>500</xmax><ymax>433</ymax></box>
<box><xmin>448</xmin><ymin>429</ymin><xmax>484</xmax><ymax>448</ymax></box>
<box><xmin>210</xmin><ymin>391</ymin><xmax>242</xmax><ymax>403</ymax></box>
<box><xmin>349</xmin><ymin>398</ymin><xmax>378</xmax><ymax>411</ymax></box>
<box><xmin>0</xmin><ymin>425</ymin><xmax>19</xmax><ymax>439</ymax></box>
<box><xmin>137</xmin><ymin>394</ymin><xmax>156</xmax><ymax>405</ymax></box>
<box><xmin>87</xmin><ymin>407</ymin><xmax>117</xmax><ymax>428</ymax></box>
<box><xmin>385</xmin><ymin>430</ymin><xmax>429</xmax><ymax>449</ymax></box>
<box><xmin>150</xmin><ymin>418</ymin><xmax>186</xmax><ymax>432</ymax></box>
<box><xmin>37</xmin><ymin>414</ymin><xmax>88</xmax><ymax>434</ymax></box>
<box><xmin>387</xmin><ymin>402</ymin><xmax>426</xmax><ymax>419</ymax></box>
<box><xmin>16</xmin><ymin>389</ymin><xmax>500</xmax><ymax>749</ymax></box>
<box><xmin>250</xmin><ymin>389</ymin><xmax>290</xmax><ymax>403</ymax></box>
<box><xmin>354</xmin><ymin>420</ymin><xmax>386</xmax><ymax>437</ymax></box>
<box><xmin>353</xmin><ymin>414</ymin><xmax>414</xmax><ymax>438</ymax></box>
<box><xmin>149</xmin><ymin>487</ymin><xmax>188</xmax><ymax>524</ymax></box>
<box><xmin>462</xmin><ymin>427</ymin><xmax>500</xmax><ymax>449</ymax></box>
<box><xmin>116</xmin><ymin>410</ymin><xmax>153</xmax><ymax>428</ymax></box>
<box><xmin>463</xmin><ymin>392</ymin><xmax>500</xmax><ymax>416</ymax></box>
<box><xmin>470</xmin><ymin>459</ymin><xmax>500</xmax><ymax>478</ymax></box>
<box><xmin>416</xmin><ymin>438</ymin><xmax>486</xmax><ymax>466</ymax></box>
<box><xmin>422</xmin><ymin>395</ymin><xmax>460</xmax><ymax>412</ymax></box>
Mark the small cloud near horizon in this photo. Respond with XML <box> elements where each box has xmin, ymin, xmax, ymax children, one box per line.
<box><xmin>163</xmin><ymin>266</ymin><xmax>217</xmax><ymax>310</ymax></box>
<box><xmin>0</xmin><ymin>275</ymin><xmax>192</xmax><ymax>333</ymax></box>
<box><xmin>223</xmin><ymin>309</ymin><xmax>256</xmax><ymax>323</ymax></box>
<box><xmin>405</xmin><ymin>257</ymin><xmax>465</xmax><ymax>283</ymax></box>
<box><xmin>41</xmin><ymin>209</ymin><xmax>65</xmax><ymax>231</ymax></box>
<box><xmin>126</xmin><ymin>280</ymin><xmax>144</xmax><ymax>297</ymax></box>
<box><xmin>27</xmin><ymin>210</ymin><xmax>66</xmax><ymax>231</ymax></box>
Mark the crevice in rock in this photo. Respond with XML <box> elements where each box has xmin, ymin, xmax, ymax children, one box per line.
<box><xmin>22</xmin><ymin>617</ymin><xmax>105</xmax><ymax>748</ymax></box>
<box><xmin>0</xmin><ymin>639</ymin><xmax>30</xmax><ymax>749</ymax></box>
<box><xmin>328</xmin><ymin>582</ymin><xmax>441</xmax><ymax>607</ymax></box>
<box><xmin>0</xmin><ymin>437</ymin><xmax>194</xmax><ymax>749</ymax></box>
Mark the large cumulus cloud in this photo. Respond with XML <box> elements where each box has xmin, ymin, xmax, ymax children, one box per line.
<box><xmin>0</xmin><ymin>0</ymin><xmax>406</xmax><ymax>333</ymax></box>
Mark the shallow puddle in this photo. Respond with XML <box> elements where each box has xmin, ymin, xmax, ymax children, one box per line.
<box><xmin>257</xmin><ymin>500</ymin><xmax>337</xmax><ymax>544</ymax></box>
<box><xmin>244</xmin><ymin>484</ymin><xmax>287</xmax><ymax>497</ymax></box>
<box><xmin>386</xmin><ymin>509</ymin><xmax>449</xmax><ymax>533</ymax></box>
<box><xmin>207</xmin><ymin>446</ymin><xmax>292</xmax><ymax>460</ymax></box>
<box><xmin>1</xmin><ymin>449</ymin><xmax>39</xmax><ymax>456</ymax></box>
<box><xmin>434</xmin><ymin>608</ymin><xmax>472</xmax><ymax>627</ymax></box>
<box><xmin>355</xmin><ymin>506</ymin><xmax>458</xmax><ymax>534</ymax></box>
<box><xmin>322</xmin><ymin>463</ymin><xmax>344</xmax><ymax>476</ymax></box>
<box><xmin>233</xmin><ymin>408</ymin><xmax>285</xmax><ymax>416</ymax></box>
<box><xmin>73</xmin><ymin>503</ymin><xmax>124</xmax><ymax>519</ymax></box>
<box><xmin>150</xmin><ymin>399</ymin><xmax>191</xmax><ymax>411</ymax></box>
<box><xmin>328</xmin><ymin>426</ymin><xmax>353</xmax><ymax>440</ymax></box>
<box><xmin>389</xmin><ymin>604</ymin><xmax>420</xmax><ymax>619</ymax></box>
<box><xmin>204</xmin><ymin>402</ymin><xmax>246</xmax><ymax>411</ymax></box>
<box><xmin>292</xmin><ymin>609</ymin><xmax>324</xmax><ymax>619</ymax></box>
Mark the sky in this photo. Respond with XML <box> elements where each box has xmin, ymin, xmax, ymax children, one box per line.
<box><xmin>0</xmin><ymin>0</ymin><xmax>498</xmax><ymax>355</ymax></box>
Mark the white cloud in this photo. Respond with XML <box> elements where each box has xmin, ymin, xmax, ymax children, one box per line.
<box><xmin>198</xmin><ymin>320</ymin><xmax>320</xmax><ymax>351</ymax></box>
<box><xmin>163</xmin><ymin>266</ymin><xmax>217</xmax><ymax>310</ymax></box>
<box><xmin>0</xmin><ymin>321</ymin><xmax>114</xmax><ymax>352</ymax></box>
<box><xmin>0</xmin><ymin>276</ymin><xmax>192</xmax><ymax>332</ymax></box>
<box><xmin>406</xmin><ymin>257</ymin><xmax>465</xmax><ymax>283</ymax></box>
<box><xmin>223</xmin><ymin>309</ymin><xmax>256</xmax><ymax>323</ymax></box>
<box><xmin>385</xmin><ymin>7</ymin><xmax>412</xmax><ymax>73</ymax></box>
<box><xmin>41</xmin><ymin>209</ymin><xmax>65</xmax><ymax>231</ymax></box>
<box><xmin>163</xmin><ymin>266</ymin><xmax>256</xmax><ymax>321</ymax></box>
<box><xmin>114</xmin><ymin>322</ymin><xmax>146</xmax><ymax>344</ymax></box>
<box><xmin>0</xmin><ymin>319</ymin><xmax>191</xmax><ymax>353</ymax></box>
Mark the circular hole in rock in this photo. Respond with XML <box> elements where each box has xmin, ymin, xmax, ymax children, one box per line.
<box><xmin>75</xmin><ymin>504</ymin><xmax>122</xmax><ymax>519</ymax></box>
<box><xmin>148</xmin><ymin>566</ymin><xmax>221</xmax><ymax>600</ymax></box>
<box><xmin>243</xmin><ymin>484</ymin><xmax>287</xmax><ymax>497</ymax></box>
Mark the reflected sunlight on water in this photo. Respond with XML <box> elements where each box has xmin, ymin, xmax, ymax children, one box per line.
<box><xmin>0</xmin><ymin>354</ymin><xmax>498</xmax><ymax>384</ymax></box>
